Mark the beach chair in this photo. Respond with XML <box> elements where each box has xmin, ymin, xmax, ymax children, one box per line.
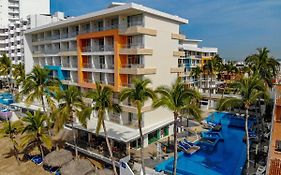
<box><xmin>256</xmin><ymin>165</ymin><xmax>266</xmax><ymax>175</ymax></box>
<box><xmin>31</xmin><ymin>155</ymin><xmax>43</xmax><ymax>165</ymax></box>
<box><xmin>178</xmin><ymin>141</ymin><xmax>200</xmax><ymax>155</ymax></box>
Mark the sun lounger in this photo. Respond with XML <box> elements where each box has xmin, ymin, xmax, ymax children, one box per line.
<box><xmin>31</xmin><ymin>156</ymin><xmax>43</xmax><ymax>165</ymax></box>
<box><xmin>178</xmin><ymin>141</ymin><xmax>200</xmax><ymax>155</ymax></box>
<box><xmin>256</xmin><ymin>165</ymin><xmax>266</xmax><ymax>175</ymax></box>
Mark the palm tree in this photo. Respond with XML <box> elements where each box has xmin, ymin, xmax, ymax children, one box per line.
<box><xmin>245</xmin><ymin>47</ymin><xmax>279</xmax><ymax>88</ymax></box>
<box><xmin>203</xmin><ymin>55</ymin><xmax>222</xmax><ymax>108</ymax></box>
<box><xmin>53</xmin><ymin>86</ymin><xmax>89</xmax><ymax>159</ymax></box>
<box><xmin>21</xmin><ymin>65</ymin><xmax>60</xmax><ymax>113</ymax></box>
<box><xmin>0</xmin><ymin>54</ymin><xmax>12</xmax><ymax>92</ymax></box>
<box><xmin>216</xmin><ymin>76</ymin><xmax>268</xmax><ymax>174</ymax></box>
<box><xmin>120</xmin><ymin>78</ymin><xmax>155</xmax><ymax>175</ymax></box>
<box><xmin>85</xmin><ymin>83</ymin><xmax>121</xmax><ymax>175</ymax></box>
<box><xmin>12</xmin><ymin>63</ymin><xmax>25</xmax><ymax>89</ymax></box>
<box><xmin>153</xmin><ymin>79</ymin><xmax>201</xmax><ymax>175</ymax></box>
<box><xmin>0</xmin><ymin>120</ymin><xmax>23</xmax><ymax>165</ymax></box>
<box><xmin>20</xmin><ymin>111</ymin><xmax>52</xmax><ymax>159</ymax></box>
<box><xmin>245</xmin><ymin>47</ymin><xmax>279</xmax><ymax>139</ymax></box>
<box><xmin>224</xmin><ymin>61</ymin><xmax>238</xmax><ymax>81</ymax></box>
<box><xmin>190</xmin><ymin>66</ymin><xmax>202</xmax><ymax>89</ymax></box>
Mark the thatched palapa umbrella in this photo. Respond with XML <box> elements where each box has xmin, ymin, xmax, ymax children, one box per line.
<box><xmin>61</xmin><ymin>159</ymin><xmax>95</xmax><ymax>175</ymax></box>
<box><xmin>43</xmin><ymin>149</ymin><xmax>73</xmax><ymax>167</ymax></box>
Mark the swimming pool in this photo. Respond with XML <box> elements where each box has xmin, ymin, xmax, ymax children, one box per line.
<box><xmin>0</xmin><ymin>93</ymin><xmax>14</xmax><ymax>105</ymax></box>
<box><xmin>155</xmin><ymin>112</ymin><xmax>251</xmax><ymax>175</ymax></box>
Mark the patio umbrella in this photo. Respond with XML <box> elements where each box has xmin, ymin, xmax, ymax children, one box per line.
<box><xmin>43</xmin><ymin>149</ymin><xmax>73</xmax><ymax>167</ymax></box>
<box><xmin>61</xmin><ymin>159</ymin><xmax>95</xmax><ymax>175</ymax></box>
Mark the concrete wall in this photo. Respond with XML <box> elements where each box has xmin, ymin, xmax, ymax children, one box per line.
<box><xmin>23</xmin><ymin>34</ymin><xmax>34</xmax><ymax>74</ymax></box>
<box><xmin>142</xmin><ymin>13</ymin><xmax>180</xmax><ymax>128</ymax></box>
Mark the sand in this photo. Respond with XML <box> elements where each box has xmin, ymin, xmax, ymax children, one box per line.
<box><xmin>0</xmin><ymin>134</ymin><xmax>49</xmax><ymax>175</ymax></box>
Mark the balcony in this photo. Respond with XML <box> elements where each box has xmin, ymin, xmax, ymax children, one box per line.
<box><xmin>119</xmin><ymin>44</ymin><xmax>153</xmax><ymax>55</ymax></box>
<box><xmin>119</xmin><ymin>64</ymin><xmax>156</xmax><ymax>75</ymax></box>
<box><xmin>170</xmin><ymin>67</ymin><xmax>184</xmax><ymax>73</ymax></box>
<box><xmin>58</xmin><ymin>48</ymin><xmax>77</xmax><ymax>56</ymax></box>
<box><xmin>119</xmin><ymin>25</ymin><xmax>157</xmax><ymax>36</ymax></box>
<box><xmin>173</xmin><ymin>51</ymin><xmax>185</xmax><ymax>57</ymax></box>
<box><xmin>82</xmin><ymin>45</ymin><xmax>114</xmax><ymax>53</ymax></box>
<box><xmin>84</xmin><ymin>78</ymin><xmax>94</xmax><ymax>83</ymax></box>
<box><xmin>171</xmin><ymin>33</ymin><xmax>186</xmax><ymax>40</ymax></box>
<box><xmin>83</xmin><ymin>63</ymin><xmax>93</xmax><ymax>69</ymax></box>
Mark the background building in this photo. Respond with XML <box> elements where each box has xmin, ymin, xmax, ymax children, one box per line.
<box><xmin>0</xmin><ymin>0</ymin><xmax>51</xmax><ymax>57</ymax></box>
<box><xmin>178</xmin><ymin>39</ymin><xmax>218</xmax><ymax>91</ymax></box>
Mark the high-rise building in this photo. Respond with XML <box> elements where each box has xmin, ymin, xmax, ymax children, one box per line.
<box><xmin>0</xmin><ymin>0</ymin><xmax>50</xmax><ymax>26</ymax></box>
<box><xmin>24</xmin><ymin>2</ymin><xmax>187</xmax><ymax>151</ymax></box>
<box><xmin>0</xmin><ymin>0</ymin><xmax>50</xmax><ymax>56</ymax></box>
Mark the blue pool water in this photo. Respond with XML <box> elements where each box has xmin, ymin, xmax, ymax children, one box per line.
<box><xmin>0</xmin><ymin>93</ymin><xmax>14</xmax><ymax>105</ymax></box>
<box><xmin>155</xmin><ymin>112</ymin><xmax>252</xmax><ymax>175</ymax></box>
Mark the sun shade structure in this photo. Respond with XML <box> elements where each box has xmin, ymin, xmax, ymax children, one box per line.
<box><xmin>43</xmin><ymin>149</ymin><xmax>73</xmax><ymax>167</ymax></box>
<box><xmin>61</xmin><ymin>159</ymin><xmax>95</xmax><ymax>175</ymax></box>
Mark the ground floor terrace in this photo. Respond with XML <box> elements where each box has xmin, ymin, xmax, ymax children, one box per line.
<box><xmin>65</xmin><ymin>117</ymin><xmax>174</xmax><ymax>166</ymax></box>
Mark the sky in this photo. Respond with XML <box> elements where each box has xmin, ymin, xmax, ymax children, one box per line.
<box><xmin>51</xmin><ymin>0</ymin><xmax>281</xmax><ymax>60</ymax></box>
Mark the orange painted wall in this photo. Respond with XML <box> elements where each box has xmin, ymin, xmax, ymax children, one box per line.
<box><xmin>76</xmin><ymin>29</ymin><xmax>127</xmax><ymax>91</ymax></box>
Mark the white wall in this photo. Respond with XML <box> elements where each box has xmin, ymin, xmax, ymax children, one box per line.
<box><xmin>23</xmin><ymin>34</ymin><xmax>34</xmax><ymax>74</ymax></box>
<box><xmin>0</xmin><ymin>1</ymin><xmax>9</xmax><ymax>27</ymax></box>
<box><xmin>142</xmin><ymin>13</ymin><xmax>180</xmax><ymax>127</ymax></box>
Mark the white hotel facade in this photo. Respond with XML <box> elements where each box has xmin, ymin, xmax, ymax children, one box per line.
<box><xmin>24</xmin><ymin>3</ymin><xmax>187</xmax><ymax>151</ymax></box>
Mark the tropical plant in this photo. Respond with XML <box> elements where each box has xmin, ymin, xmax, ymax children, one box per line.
<box><xmin>53</xmin><ymin>86</ymin><xmax>89</xmax><ymax>158</ymax></box>
<box><xmin>0</xmin><ymin>54</ymin><xmax>12</xmax><ymax>91</ymax></box>
<box><xmin>154</xmin><ymin>78</ymin><xmax>201</xmax><ymax>175</ymax></box>
<box><xmin>216</xmin><ymin>76</ymin><xmax>268</xmax><ymax>174</ymax></box>
<box><xmin>120</xmin><ymin>78</ymin><xmax>155</xmax><ymax>175</ymax></box>
<box><xmin>20</xmin><ymin>111</ymin><xmax>52</xmax><ymax>159</ymax></box>
<box><xmin>0</xmin><ymin>120</ymin><xmax>23</xmax><ymax>165</ymax></box>
<box><xmin>85</xmin><ymin>83</ymin><xmax>121</xmax><ymax>175</ymax></box>
<box><xmin>190</xmin><ymin>66</ymin><xmax>202</xmax><ymax>88</ymax></box>
<box><xmin>21</xmin><ymin>65</ymin><xmax>60</xmax><ymax>113</ymax></box>
<box><xmin>12</xmin><ymin>63</ymin><xmax>25</xmax><ymax>88</ymax></box>
<box><xmin>245</xmin><ymin>47</ymin><xmax>279</xmax><ymax>88</ymax></box>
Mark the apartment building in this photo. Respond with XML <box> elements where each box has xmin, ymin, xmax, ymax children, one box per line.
<box><xmin>0</xmin><ymin>0</ymin><xmax>50</xmax><ymax>56</ymax></box>
<box><xmin>24</xmin><ymin>2</ymin><xmax>187</xmax><ymax>158</ymax></box>
<box><xmin>5</xmin><ymin>12</ymin><xmax>65</xmax><ymax>64</ymax></box>
<box><xmin>178</xmin><ymin>39</ymin><xmax>218</xmax><ymax>91</ymax></box>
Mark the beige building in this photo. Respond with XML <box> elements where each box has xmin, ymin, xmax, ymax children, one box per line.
<box><xmin>24</xmin><ymin>2</ymin><xmax>188</xmax><ymax>163</ymax></box>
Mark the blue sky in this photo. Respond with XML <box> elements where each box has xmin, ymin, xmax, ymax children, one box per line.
<box><xmin>51</xmin><ymin>0</ymin><xmax>281</xmax><ymax>60</ymax></box>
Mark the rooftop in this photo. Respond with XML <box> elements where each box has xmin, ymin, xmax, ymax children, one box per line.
<box><xmin>25</xmin><ymin>2</ymin><xmax>188</xmax><ymax>34</ymax></box>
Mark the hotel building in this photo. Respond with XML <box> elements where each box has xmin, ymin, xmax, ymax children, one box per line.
<box><xmin>0</xmin><ymin>0</ymin><xmax>50</xmax><ymax>56</ymax></box>
<box><xmin>179</xmin><ymin>39</ymin><xmax>218</xmax><ymax>91</ymax></box>
<box><xmin>24</xmin><ymin>2</ymin><xmax>188</xmax><ymax>162</ymax></box>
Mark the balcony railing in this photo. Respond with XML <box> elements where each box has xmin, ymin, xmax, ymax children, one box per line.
<box><xmin>69</xmin><ymin>31</ymin><xmax>79</xmax><ymax>38</ymax></box>
<box><xmin>84</xmin><ymin>78</ymin><xmax>94</xmax><ymax>83</ymax></box>
<box><xmin>121</xmin><ymin>64</ymin><xmax>144</xmax><ymax>68</ymax></box>
<box><xmin>83</xmin><ymin>63</ymin><xmax>93</xmax><ymax>68</ymax></box>
<box><xmin>82</xmin><ymin>45</ymin><xmax>114</xmax><ymax>52</ymax></box>
<box><xmin>121</xmin><ymin>43</ymin><xmax>144</xmax><ymax>49</ymax></box>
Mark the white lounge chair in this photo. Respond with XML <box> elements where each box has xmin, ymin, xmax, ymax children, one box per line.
<box><xmin>256</xmin><ymin>165</ymin><xmax>266</xmax><ymax>175</ymax></box>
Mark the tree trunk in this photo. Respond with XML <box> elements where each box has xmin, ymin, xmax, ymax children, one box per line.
<box><xmin>38</xmin><ymin>138</ymin><xmax>44</xmax><ymax>159</ymax></box>
<box><xmin>209</xmin><ymin>75</ymin><xmax>213</xmax><ymax>109</ymax></box>
<box><xmin>8</xmin><ymin>120</ymin><xmax>20</xmax><ymax>165</ymax></box>
<box><xmin>71</xmin><ymin>119</ymin><xmax>78</xmax><ymax>159</ymax></box>
<box><xmin>102</xmin><ymin>120</ymin><xmax>118</xmax><ymax>175</ymax></box>
<box><xmin>245</xmin><ymin>108</ymin><xmax>250</xmax><ymax>174</ymax></box>
<box><xmin>173</xmin><ymin>112</ymin><xmax>178</xmax><ymax>175</ymax></box>
<box><xmin>41</xmin><ymin>95</ymin><xmax>46</xmax><ymax>113</ymax></box>
<box><xmin>137</xmin><ymin>105</ymin><xmax>146</xmax><ymax>175</ymax></box>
